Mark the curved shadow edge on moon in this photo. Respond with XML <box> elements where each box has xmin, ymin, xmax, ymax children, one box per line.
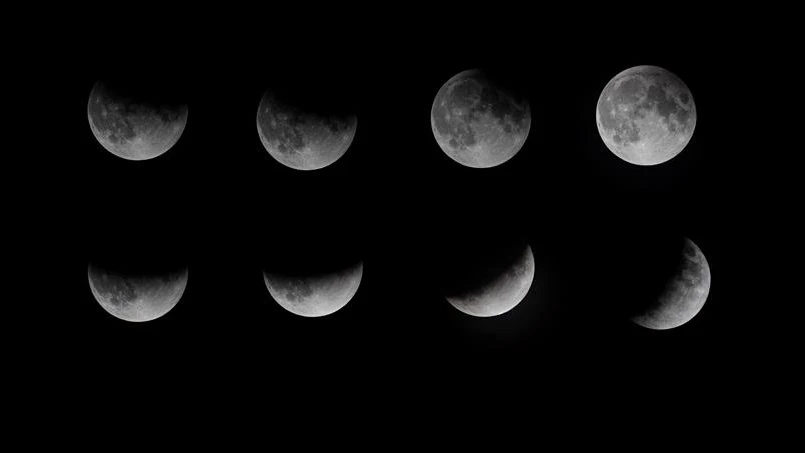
<box><xmin>87</xmin><ymin>265</ymin><xmax>189</xmax><ymax>322</ymax></box>
<box><xmin>631</xmin><ymin>238</ymin><xmax>711</xmax><ymax>330</ymax></box>
<box><xmin>446</xmin><ymin>244</ymin><xmax>535</xmax><ymax>318</ymax></box>
<box><xmin>263</xmin><ymin>261</ymin><xmax>363</xmax><ymax>317</ymax></box>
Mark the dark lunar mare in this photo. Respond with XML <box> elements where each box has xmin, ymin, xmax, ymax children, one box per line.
<box><xmin>89</xmin><ymin>265</ymin><xmax>138</xmax><ymax>307</ymax></box>
<box><xmin>266</xmin><ymin>274</ymin><xmax>315</xmax><ymax>303</ymax></box>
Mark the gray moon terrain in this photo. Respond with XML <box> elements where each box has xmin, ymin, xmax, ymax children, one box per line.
<box><xmin>256</xmin><ymin>92</ymin><xmax>358</xmax><ymax>170</ymax></box>
<box><xmin>431</xmin><ymin>69</ymin><xmax>531</xmax><ymax>168</ymax></box>
<box><xmin>263</xmin><ymin>261</ymin><xmax>363</xmax><ymax>317</ymax></box>
<box><xmin>88</xmin><ymin>265</ymin><xmax>188</xmax><ymax>322</ymax></box>
<box><xmin>596</xmin><ymin>65</ymin><xmax>696</xmax><ymax>165</ymax></box>
<box><xmin>87</xmin><ymin>81</ymin><xmax>188</xmax><ymax>161</ymax></box>
<box><xmin>632</xmin><ymin>238</ymin><xmax>711</xmax><ymax>330</ymax></box>
<box><xmin>446</xmin><ymin>244</ymin><xmax>535</xmax><ymax>317</ymax></box>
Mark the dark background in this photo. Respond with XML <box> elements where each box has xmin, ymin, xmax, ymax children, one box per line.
<box><xmin>24</xmin><ymin>9</ymin><xmax>786</xmax><ymax>424</ymax></box>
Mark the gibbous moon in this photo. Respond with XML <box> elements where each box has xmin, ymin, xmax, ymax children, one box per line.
<box><xmin>88</xmin><ymin>264</ymin><xmax>188</xmax><ymax>322</ymax></box>
<box><xmin>632</xmin><ymin>238</ymin><xmax>711</xmax><ymax>330</ymax></box>
<box><xmin>87</xmin><ymin>80</ymin><xmax>188</xmax><ymax>161</ymax></box>
<box><xmin>445</xmin><ymin>244</ymin><xmax>535</xmax><ymax>317</ymax></box>
<box><xmin>256</xmin><ymin>91</ymin><xmax>358</xmax><ymax>170</ymax></box>
<box><xmin>431</xmin><ymin>69</ymin><xmax>531</xmax><ymax>168</ymax></box>
<box><xmin>596</xmin><ymin>65</ymin><xmax>696</xmax><ymax>165</ymax></box>
<box><xmin>263</xmin><ymin>261</ymin><xmax>363</xmax><ymax>317</ymax></box>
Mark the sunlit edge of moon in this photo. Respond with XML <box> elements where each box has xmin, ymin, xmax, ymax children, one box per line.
<box><xmin>87</xmin><ymin>265</ymin><xmax>189</xmax><ymax>323</ymax></box>
<box><xmin>445</xmin><ymin>244</ymin><xmax>535</xmax><ymax>318</ymax></box>
<box><xmin>631</xmin><ymin>238</ymin><xmax>711</xmax><ymax>330</ymax></box>
<box><xmin>262</xmin><ymin>261</ymin><xmax>364</xmax><ymax>318</ymax></box>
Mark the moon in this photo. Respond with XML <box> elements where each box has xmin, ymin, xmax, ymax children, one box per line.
<box><xmin>87</xmin><ymin>81</ymin><xmax>188</xmax><ymax>161</ymax></box>
<box><xmin>263</xmin><ymin>261</ymin><xmax>363</xmax><ymax>317</ymax></box>
<box><xmin>445</xmin><ymin>244</ymin><xmax>535</xmax><ymax>317</ymax></box>
<box><xmin>256</xmin><ymin>91</ymin><xmax>357</xmax><ymax>170</ymax></box>
<box><xmin>631</xmin><ymin>238</ymin><xmax>711</xmax><ymax>330</ymax></box>
<box><xmin>88</xmin><ymin>264</ymin><xmax>188</xmax><ymax>322</ymax></box>
<box><xmin>596</xmin><ymin>65</ymin><xmax>696</xmax><ymax>165</ymax></box>
<box><xmin>431</xmin><ymin>69</ymin><xmax>531</xmax><ymax>168</ymax></box>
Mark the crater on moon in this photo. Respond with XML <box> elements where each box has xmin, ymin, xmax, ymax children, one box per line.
<box><xmin>87</xmin><ymin>80</ymin><xmax>188</xmax><ymax>161</ymax></box>
<box><xmin>431</xmin><ymin>69</ymin><xmax>531</xmax><ymax>168</ymax></box>
<box><xmin>596</xmin><ymin>65</ymin><xmax>696</xmax><ymax>165</ymax></box>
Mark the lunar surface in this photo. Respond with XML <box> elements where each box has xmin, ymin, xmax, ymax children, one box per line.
<box><xmin>88</xmin><ymin>265</ymin><xmax>188</xmax><ymax>322</ymax></box>
<box><xmin>87</xmin><ymin>81</ymin><xmax>188</xmax><ymax>161</ymax></box>
<box><xmin>263</xmin><ymin>261</ymin><xmax>363</xmax><ymax>317</ymax></box>
<box><xmin>445</xmin><ymin>244</ymin><xmax>535</xmax><ymax>317</ymax></box>
<box><xmin>596</xmin><ymin>65</ymin><xmax>696</xmax><ymax>165</ymax></box>
<box><xmin>256</xmin><ymin>92</ymin><xmax>357</xmax><ymax>170</ymax></box>
<box><xmin>431</xmin><ymin>69</ymin><xmax>531</xmax><ymax>168</ymax></box>
<box><xmin>632</xmin><ymin>238</ymin><xmax>711</xmax><ymax>330</ymax></box>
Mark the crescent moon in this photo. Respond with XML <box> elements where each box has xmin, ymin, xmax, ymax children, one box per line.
<box><xmin>446</xmin><ymin>244</ymin><xmax>535</xmax><ymax>317</ymax></box>
<box><xmin>631</xmin><ymin>237</ymin><xmax>711</xmax><ymax>330</ymax></box>
<box><xmin>88</xmin><ymin>264</ymin><xmax>188</xmax><ymax>322</ymax></box>
<box><xmin>263</xmin><ymin>261</ymin><xmax>363</xmax><ymax>317</ymax></box>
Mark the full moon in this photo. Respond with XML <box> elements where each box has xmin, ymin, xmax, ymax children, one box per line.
<box><xmin>88</xmin><ymin>264</ymin><xmax>188</xmax><ymax>322</ymax></box>
<box><xmin>596</xmin><ymin>65</ymin><xmax>696</xmax><ymax>165</ymax></box>
<box><xmin>431</xmin><ymin>69</ymin><xmax>531</xmax><ymax>168</ymax></box>
<box><xmin>87</xmin><ymin>81</ymin><xmax>188</xmax><ymax>161</ymax></box>
<box><xmin>632</xmin><ymin>238</ymin><xmax>711</xmax><ymax>330</ymax></box>
<box><xmin>445</xmin><ymin>243</ymin><xmax>535</xmax><ymax>317</ymax></box>
<box><xmin>263</xmin><ymin>261</ymin><xmax>363</xmax><ymax>317</ymax></box>
<box><xmin>256</xmin><ymin>91</ymin><xmax>357</xmax><ymax>170</ymax></box>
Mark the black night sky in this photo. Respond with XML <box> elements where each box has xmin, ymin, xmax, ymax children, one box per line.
<box><xmin>24</xmin><ymin>9</ymin><xmax>788</xmax><ymax>420</ymax></box>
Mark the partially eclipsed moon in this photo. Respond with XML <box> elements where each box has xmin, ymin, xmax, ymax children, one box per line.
<box><xmin>446</xmin><ymin>244</ymin><xmax>535</xmax><ymax>317</ymax></box>
<box><xmin>631</xmin><ymin>238</ymin><xmax>711</xmax><ymax>330</ymax></box>
<box><xmin>256</xmin><ymin>92</ymin><xmax>357</xmax><ymax>170</ymax></box>
<box><xmin>87</xmin><ymin>81</ymin><xmax>188</xmax><ymax>161</ymax></box>
<box><xmin>263</xmin><ymin>261</ymin><xmax>363</xmax><ymax>317</ymax></box>
<box><xmin>596</xmin><ymin>65</ymin><xmax>696</xmax><ymax>165</ymax></box>
<box><xmin>88</xmin><ymin>265</ymin><xmax>188</xmax><ymax>322</ymax></box>
<box><xmin>431</xmin><ymin>69</ymin><xmax>531</xmax><ymax>168</ymax></box>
